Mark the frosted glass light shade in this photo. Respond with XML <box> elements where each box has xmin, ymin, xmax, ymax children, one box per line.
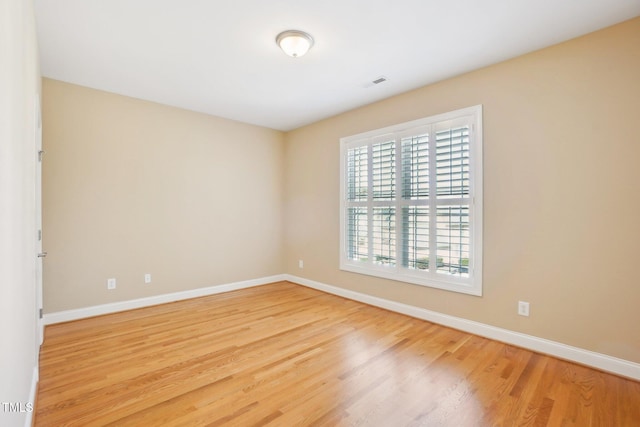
<box><xmin>276</xmin><ymin>30</ymin><xmax>314</xmax><ymax>58</ymax></box>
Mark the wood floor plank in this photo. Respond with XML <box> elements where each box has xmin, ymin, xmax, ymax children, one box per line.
<box><xmin>35</xmin><ymin>281</ymin><xmax>640</xmax><ymax>426</ymax></box>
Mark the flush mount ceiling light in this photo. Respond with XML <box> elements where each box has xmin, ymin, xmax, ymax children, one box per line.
<box><xmin>276</xmin><ymin>30</ymin><xmax>314</xmax><ymax>58</ymax></box>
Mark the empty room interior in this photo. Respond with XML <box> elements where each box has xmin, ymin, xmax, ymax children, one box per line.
<box><xmin>2</xmin><ymin>1</ymin><xmax>640</xmax><ymax>426</ymax></box>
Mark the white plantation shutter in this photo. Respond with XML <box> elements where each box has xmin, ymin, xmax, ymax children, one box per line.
<box><xmin>346</xmin><ymin>146</ymin><xmax>367</xmax><ymax>202</ymax></box>
<box><xmin>346</xmin><ymin>207</ymin><xmax>367</xmax><ymax>261</ymax></box>
<box><xmin>402</xmin><ymin>206</ymin><xmax>429</xmax><ymax>270</ymax></box>
<box><xmin>340</xmin><ymin>105</ymin><xmax>483</xmax><ymax>295</ymax></box>
<box><xmin>435</xmin><ymin>126</ymin><xmax>470</xmax><ymax>199</ymax></box>
<box><xmin>401</xmin><ymin>133</ymin><xmax>429</xmax><ymax>200</ymax></box>
<box><xmin>372</xmin><ymin>140</ymin><xmax>395</xmax><ymax>200</ymax></box>
<box><xmin>433</xmin><ymin>124</ymin><xmax>472</xmax><ymax>278</ymax></box>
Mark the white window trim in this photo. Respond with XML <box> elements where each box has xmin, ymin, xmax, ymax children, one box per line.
<box><xmin>339</xmin><ymin>105</ymin><xmax>483</xmax><ymax>296</ymax></box>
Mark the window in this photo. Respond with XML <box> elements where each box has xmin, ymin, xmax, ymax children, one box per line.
<box><xmin>340</xmin><ymin>105</ymin><xmax>483</xmax><ymax>295</ymax></box>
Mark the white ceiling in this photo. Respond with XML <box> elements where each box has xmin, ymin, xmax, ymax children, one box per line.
<box><xmin>35</xmin><ymin>0</ymin><xmax>640</xmax><ymax>131</ymax></box>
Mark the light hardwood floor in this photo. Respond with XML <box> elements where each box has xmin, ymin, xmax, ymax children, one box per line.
<box><xmin>36</xmin><ymin>281</ymin><xmax>640</xmax><ymax>426</ymax></box>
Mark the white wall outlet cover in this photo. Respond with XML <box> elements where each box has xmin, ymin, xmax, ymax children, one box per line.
<box><xmin>518</xmin><ymin>301</ymin><xmax>530</xmax><ymax>316</ymax></box>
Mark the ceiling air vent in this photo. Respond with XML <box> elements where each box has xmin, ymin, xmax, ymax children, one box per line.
<box><xmin>363</xmin><ymin>76</ymin><xmax>389</xmax><ymax>88</ymax></box>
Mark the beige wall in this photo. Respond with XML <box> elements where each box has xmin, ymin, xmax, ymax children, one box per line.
<box><xmin>42</xmin><ymin>79</ymin><xmax>285</xmax><ymax>312</ymax></box>
<box><xmin>284</xmin><ymin>17</ymin><xmax>640</xmax><ymax>363</ymax></box>
<box><xmin>1</xmin><ymin>0</ymin><xmax>41</xmax><ymax>424</ymax></box>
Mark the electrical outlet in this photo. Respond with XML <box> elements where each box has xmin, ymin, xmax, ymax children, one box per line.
<box><xmin>107</xmin><ymin>278</ymin><xmax>116</xmax><ymax>290</ymax></box>
<box><xmin>518</xmin><ymin>301</ymin><xmax>530</xmax><ymax>317</ymax></box>
<box><xmin>298</xmin><ymin>260</ymin><xmax>304</xmax><ymax>269</ymax></box>
<box><xmin>144</xmin><ymin>273</ymin><xmax>151</xmax><ymax>284</ymax></box>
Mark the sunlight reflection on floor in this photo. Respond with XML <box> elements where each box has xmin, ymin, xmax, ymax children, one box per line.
<box><xmin>333</xmin><ymin>322</ymin><xmax>486</xmax><ymax>426</ymax></box>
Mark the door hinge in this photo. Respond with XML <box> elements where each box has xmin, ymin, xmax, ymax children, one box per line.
<box><xmin>39</xmin><ymin>308</ymin><xmax>43</xmax><ymax>319</ymax></box>
<box><xmin>38</xmin><ymin>150</ymin><xmax>45</xmax><ymax>162</ymax></box>
<box><xmin>38</xmin><ymin>229</ymin><xmax>42</xmax><ymax>241</ymax></box>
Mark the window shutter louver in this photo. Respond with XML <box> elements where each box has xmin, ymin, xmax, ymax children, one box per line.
<box><xmin>346</xmin><ymin>146</ymin><xmax>368</xmax><ymax>202</ymax></box>
<box><xmin>372</xmin><ymin>140</ymin><xmax>395</xmax><ymax>200</ymax></box>
<box><xmin>436</xmin><ymin>126</ymin><xmax>470</xmax><ymax>199</ymax></box>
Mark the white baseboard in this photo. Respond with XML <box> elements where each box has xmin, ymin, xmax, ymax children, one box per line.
<box><xmin>43</xmin><ymin>274</ymin><xmax>287</xmax><ymax>325</ymax></box>
<box><xmin>286</xmin><ymin>274</ymin><xmax>640</xmax><ymax>381</ymax></box>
